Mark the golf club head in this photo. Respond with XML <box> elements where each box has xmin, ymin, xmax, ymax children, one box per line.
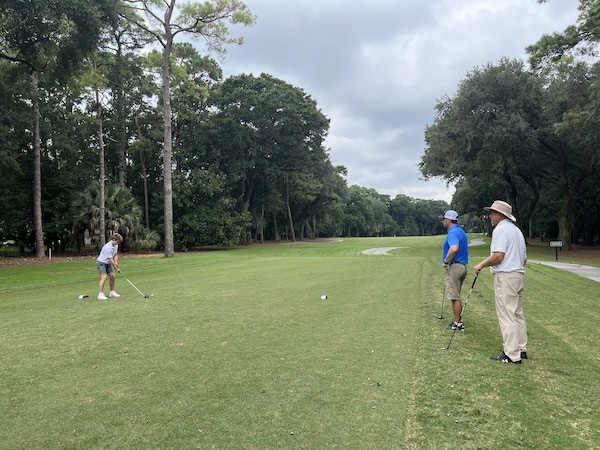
<box><xmin>438</xmin><ymin>315</ymin><xmax>443</xmax><ymax>320</ymax></box>
<box><xmin>144</xmin><ymin>294</ymin><xmax>150</xmax><ymax>298</ymax></box>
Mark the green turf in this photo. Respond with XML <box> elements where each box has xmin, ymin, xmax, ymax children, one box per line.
<box><xmin>0</xmin><ymin>236</ymin><xmax>598</xmax><ymax>448</ymax></box>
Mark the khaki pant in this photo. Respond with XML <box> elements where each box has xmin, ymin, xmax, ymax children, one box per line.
<box><xmin>493</xmin><ymin>272</ymin><xmax>527</xmax><ymax>362</ymax></box>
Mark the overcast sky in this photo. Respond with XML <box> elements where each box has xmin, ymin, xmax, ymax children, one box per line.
<box><xmin>216</xmin><ymin>0</ymin><xmax>577</xmax><ymax>203</ymax></box>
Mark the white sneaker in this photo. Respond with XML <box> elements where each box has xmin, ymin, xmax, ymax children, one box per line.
<box><xmin>109</xmin><ymin>291</ymin><xmax>121</xmax><ymax>298</ymax></box>
<box><xmin>98</xmin><ymin>293</ymin><xmax>108</xmax><ymax>300</ymax></box>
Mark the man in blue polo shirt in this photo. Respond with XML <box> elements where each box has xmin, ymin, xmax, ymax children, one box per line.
<box><xmin>441</xmin><ymin>210</ymin><xmax>469</xmax><ymax>331</ymax></box>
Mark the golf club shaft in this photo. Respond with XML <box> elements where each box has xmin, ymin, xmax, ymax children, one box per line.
<box><xmin>120</xmin><ymin>271</ymin><xmax>147</xmax><ymax>297</ymax></box>
<box><xmin>438</xmin><ymin>276</ymin><xmax>447</xmax><ymax>319</ymax></box>
<box><xmin>443</xmin><ymin>274</ymin><xmax>478</xmax><ymax>350</ymax></box>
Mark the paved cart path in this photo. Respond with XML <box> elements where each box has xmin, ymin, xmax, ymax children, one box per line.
<box><xmin>528</xmin><ymin>260</ymin><xmax>600</xmax><ymax>283</ymax></box>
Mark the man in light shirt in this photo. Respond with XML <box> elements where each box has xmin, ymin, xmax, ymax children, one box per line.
<box><xmin>96</xmin><ymin>233</ymin><xmax>123</xmax><ymax>300</ymax></box>
<box><xmin>474</xmin><ymin>201</ymin><xmax>528</xmax><ymax>365</ymax></box>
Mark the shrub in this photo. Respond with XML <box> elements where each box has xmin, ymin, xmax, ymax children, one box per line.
<box><xmin>130</xmin><ymin>228</ymin><xmax>160</xmax><ymax>252</ymax></box>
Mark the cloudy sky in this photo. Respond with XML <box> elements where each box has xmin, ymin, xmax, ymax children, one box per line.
<box><xmin>217</xmin><ymin>0</ymin><xmax>578</xmax><ymax>203</ymax></box>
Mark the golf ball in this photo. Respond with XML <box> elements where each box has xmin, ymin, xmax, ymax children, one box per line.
<box><xmin>321</xmin><ymin>294</ymin><xmax>327</xmax><ymax>300</ymax></box>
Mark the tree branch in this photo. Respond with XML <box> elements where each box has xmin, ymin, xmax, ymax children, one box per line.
<box><xmin>0</xmin><ymin>51</ymin><xmax>39</xmax><ymax>73</ymax></box>
<box><xmin>118</xmin><ymin>12</ymin><xmax>165</xmax><ymax>47</ymax></box>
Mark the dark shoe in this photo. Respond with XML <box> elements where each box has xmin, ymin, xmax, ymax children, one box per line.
<box><xmin>456</xmin><ymin>322</ymin><xmax>465</xmax><ymax>331</ymax></box>
<box><xmin>490</xmin><ymin>353</ymin><xmax>522</xmax><ymax>364</ymax></box>
<box><xmin>521</xmin><ymin>351</ymin><xmax>528</xmax><ymax>360</ymax></box>
<box><xmin>445</xmin><ymin>322</ymin><xmax>458</xmax><ymax>330</ymax></box>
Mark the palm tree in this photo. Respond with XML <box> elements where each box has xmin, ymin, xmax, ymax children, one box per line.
<box><xmin>72</xmin><ymin>182</ymin><xmax>142</xmax><ymax>251</ymax></box>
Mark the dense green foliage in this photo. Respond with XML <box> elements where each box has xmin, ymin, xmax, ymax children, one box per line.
<box><xmin>421</xmin><ymin>57</ymin><xmax>600</xmax><ymax>247</ymax></box>
<box><xmin>0</xmin><ymin>2</ymin><xmax>447</xmax><ymax>253</ymax></box>
<box><xmin>421</xmin><ymin>1</ymin><xmax>600</xmax><ymax>248</ymax></box>
<box><xmin>4</xmin><ymin>0</ymin><xmax>600</xmax><ymax>253</ymax></box>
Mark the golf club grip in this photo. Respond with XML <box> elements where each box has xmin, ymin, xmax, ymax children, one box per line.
<box><xmin>470</xmin><ymin>274</ymin><xmax>478</xmax><ymax>290</ymax></box>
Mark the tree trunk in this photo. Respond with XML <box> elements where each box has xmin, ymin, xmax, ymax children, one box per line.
<box><xmin>162</xmin><ymin>34</ymin><xmax>175</xmax><ymax>257</ymax></box>
<box><xmin>285</xmin><ymin>175</ymin><xmax>296</xmax><ymax>241</ymax></box>
<box><xmin>140</xmin><ymin>150</ymin><xmax>150</xmax><ymax>229</ymax></box>
<box><xmin>523</xmin><ymin>191</ymin><xmax>539</xmax><ymax>240</ymax></box>
<box><xmin>558</xmin><ymin>201</ymin><xmax>574</xmax><ymax>248</ymax></box>
<box><xmin>528</xmin><ymin>217</ymin><xmax>533</xmax><ymax>240</ymax></box>
<box><xmin>272</xmin><ymin>211</ymin><xmax>280</xmax><ymax>241</ymax></box>
<box><xmin>241</xmin><ymin>181</ymin><xmax>254</xmax><ymax>214</ymax></box>
<box><xmin>135</xmin><ymin>114</ymin><xmax>150</xmax><ymax>228</ymax></box>
<box><xmin>557</xmin><ymin>166</ymin><xmax>574</xmax><ymax>250</ymax></box>
<box><xmin>259</xmin><ymin>207</ymin><xmax>265</xmax><ymax>243</ymax></box>
<box><xmin>95</xmin><ymin>60</ymin><xmax>106</xmax><ymax>247</ymax></box>
<box><xmin>31</xmin><ymin>72</ymin><xmax>45</xmax><ymax>258</ymax></box>
<box><xmin>114</xmin><ymin>39</ymin><xmax>127</xmax><ymax>188</ymax></box>
<box><xmin>115</xmin><ymin>93</ymin><xmax>127</xmax><ymax>188</ymax></box>
<box><xmin>304</xmin><ymin>219</ymin><xmax>314</xmax><ymax>239</ymax></box>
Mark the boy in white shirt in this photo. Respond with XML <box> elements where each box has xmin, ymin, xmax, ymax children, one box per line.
<box><xmin>96</xmin><ymin>233</ymin><xmax>123</xmax><ymax>300</ymax></box>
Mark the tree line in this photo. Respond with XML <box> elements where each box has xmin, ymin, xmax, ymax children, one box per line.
<box><xmin>420</xmin><ymin>0</ymin><xmax>600</xmax><ymax>250</ymax></box>
<box><xmin>0</xmin><ymin>0</ymin><xmax>449</xmax><ymax>256</ymax></box>
<box><xmin>4</xmin><ymin>1</ymin><xmax>596</xmax><ymax>256</ymax></box>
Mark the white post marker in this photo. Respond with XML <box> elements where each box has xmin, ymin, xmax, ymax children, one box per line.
<box><xmin>550</xmin><ymin>240</ymin><xmax>563</xmax><ymax>261</ymax></box>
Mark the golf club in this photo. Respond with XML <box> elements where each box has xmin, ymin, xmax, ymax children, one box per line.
<box><xmin>438</xmin><ymin>277</ymin><xmax>447</xmax><ymax>320</ymax></box>
<box><xmin>119</xmin><ymin>270</ymin><xmax>153</xmax><ymax>298</ymax></box>
<box><xmin>440</xmin><ymin>274</ymin><xmax>478</xmax><ymax>351</ymax></box>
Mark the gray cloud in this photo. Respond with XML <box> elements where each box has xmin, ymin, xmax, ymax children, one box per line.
<box><xmin>215</xmin><ymin>0</ymin><xmax>578</xmax><ymax>202</ymax></box>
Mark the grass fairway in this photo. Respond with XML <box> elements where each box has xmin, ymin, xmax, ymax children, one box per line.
<box><xmin>1</xmin><ymin>236</ymin><xmax>599</xmax><ymax>449</ymax></box>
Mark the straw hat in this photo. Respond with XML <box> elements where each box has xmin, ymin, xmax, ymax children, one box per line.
<box><xmin>483</xmin><ymin>200</ymin><xmax>516</xmax><ymax>222</ymax></box>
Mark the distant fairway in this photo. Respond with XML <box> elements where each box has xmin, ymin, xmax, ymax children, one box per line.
<box><xmin>1</xmin><ymin>236</ymin><xmax>598</xmax><ymax>448</ymax></box>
